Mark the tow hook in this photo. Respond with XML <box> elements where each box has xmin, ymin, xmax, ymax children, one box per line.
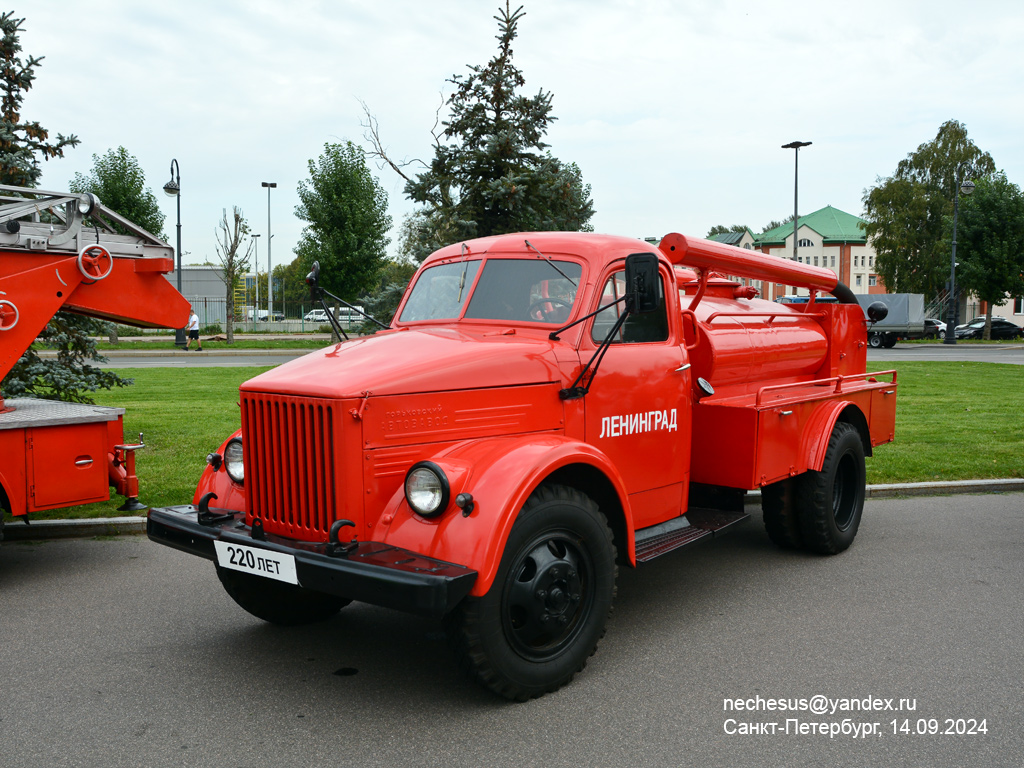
<box><xmin>327</xmin><ymin>519</ymin><xmax>358</xmax><ymax>557</ymax></box>
<box><xmin>196</xmin><ymin>492</ymin><xmax>233</xmax><ymax>526</ymax></box>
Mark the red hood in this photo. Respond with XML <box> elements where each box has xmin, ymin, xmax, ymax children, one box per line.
<box><xmin>241</xmin><ymin>327</ymin><xmax>567</xmax><ymax>398</ymax></box>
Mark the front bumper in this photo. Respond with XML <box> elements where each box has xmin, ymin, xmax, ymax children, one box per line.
<box><xmin>147</xmin><ymin>506</ymin><xmax>477</xmax><ymax>618</ymax></box>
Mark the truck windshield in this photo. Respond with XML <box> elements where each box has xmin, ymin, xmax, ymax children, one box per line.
<box><xmin>464</xmin><ymin>258</ymin><xmax>582</xmax><ymax>323</ymax></box>
<box><xmin>399</xmin><ymin>260</ymin><xmax>482</xmax><ymax>322</ymax></box>
<box><xmin>400</xmin><ymin>258</ymin><xmax>583</xmax><ymax>324</ymax></box>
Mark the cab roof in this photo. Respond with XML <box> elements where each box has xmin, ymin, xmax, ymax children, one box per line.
<box><xmin>423</xmin><ymin>232</ymin><xmax>658</xmax><ymax>270</ymax></box>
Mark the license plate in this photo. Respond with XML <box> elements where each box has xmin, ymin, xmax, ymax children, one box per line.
<box><xmin>214</xmin><ymin>541</ymin><xmax>299</xmax><ymax>585</ymax></box>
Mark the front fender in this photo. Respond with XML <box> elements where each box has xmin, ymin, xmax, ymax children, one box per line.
<box><xmin>370</xmin><ymin>434</ymin><xmax>632</xmax><ymax>596</ymax></box>
<box><xmin>192</xmin><ymin>429</ymin><xmax>247</xmax><ymax>513</ymax></box>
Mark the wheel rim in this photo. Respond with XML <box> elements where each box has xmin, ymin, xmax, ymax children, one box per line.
<box><xmin>832</xmin><ymin>452</ymin><xmax>860</xmax><ymax>530</ymax></box>
<box><xmin>501</xmin><ymin>530</ymin><xmax>594</xmax><ymax>661</ymax></box>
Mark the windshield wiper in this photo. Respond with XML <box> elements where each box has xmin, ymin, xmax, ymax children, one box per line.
<box><xmin>525</xmin><ymin>239</ymin><xmax>577</xmax><ymax>288</ymax></box>
<box><xmin>457</xmin><ymin>243</ymin><xmax>469</xmax><ymax>302</ymax></box>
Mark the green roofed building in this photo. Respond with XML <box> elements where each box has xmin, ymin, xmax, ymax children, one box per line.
<box><xmin>707</xmin><ymin>228</ymin><xmax>757</xmax><ymax>250</ymax></box>
<box><xmin>753</xmin><ymin>206</ymin><xmax>880</xmax><ymax>300</ymax></box>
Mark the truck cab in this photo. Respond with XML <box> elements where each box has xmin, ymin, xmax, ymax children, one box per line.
<box><xmin>148</xmin><ymin>231</ymin><xmax>897</xmax><ymax>700</ymax></box>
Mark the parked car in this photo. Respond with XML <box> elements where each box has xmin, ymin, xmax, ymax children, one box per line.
<box><xmin>924</xmin><ymin>318</ymin><xmax>946</xmax><ymax>339</ymax></box>
<box><xmin>303</xmin><ymin>306</ymin><xmax>365</xmax><ymax>327</ymax></box>
<box><xmin>954</xmin><ymin>317</ymin><xmax>1024</xmax><ymax>340</ymax></box>
<box><xmin>247</xmin><ymin>309</ymin><xmax>284</xmax><ymax>322</ymax></box>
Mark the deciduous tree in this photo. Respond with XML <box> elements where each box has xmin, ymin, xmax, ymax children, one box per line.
<box><xmin>69</xmin><ymin>146</ymin><xmax>165</xmax><ymax>238</ymax></box>
<box><xmin>294</xmin><ymin>141</ymin><xmax>391</xmax><ymax>299</ymax></box>
<box><xmin>863</xmin><ymin>120</ymin><xmax>996</xmax><ymax>295</ymax></box>
<box><xmin>954</xmin><ymin>173</ymin><xmax>1024</xmax><ymax>339</ymax></box>
<box><xmin>214</xmin><ymin>207</ymin><xmax>253</xmax><ymax>343</ymax></box>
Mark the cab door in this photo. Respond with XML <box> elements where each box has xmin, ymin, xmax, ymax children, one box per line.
<box><xmin>583</xmin><ymin>264</ymin><xmax>691</xmax><ymax>529</ymax></box>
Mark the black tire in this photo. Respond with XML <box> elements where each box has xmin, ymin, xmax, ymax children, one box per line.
<box><xmin>882</xmin><ymin>335</ymin><xmax>897</xmax><ymax>348</ymax></box>
<box><xmin>868</xmin><ymin>333</ymin><xmax>883</xmax><ymax>348</ymax></box>
<box><xmin>761</xmin><ymin>477</ymin><xmax>802</xmax><ymax>549</ymax></box>
<box><xmin>447</xmin><ymin>484</ymin><xmax>617</xmax><ymax>701</ymax></box>
<box><xmin>216</xmin><ymin>565</ymin><xmax>350</xmax><ymax>626</ymax></box>
<box><xmin>796</xmin><ymin>422</ymin><xmax>866</xmax><ymax>554</ymax></box>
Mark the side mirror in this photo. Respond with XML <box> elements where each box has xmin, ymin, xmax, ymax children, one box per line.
<box><xmin>305</xmin><ymin>260</ymin><xmax>320</xmax><ymax>287</ymax></box>
<box><xmin>866</xmin><ymin>301</ymin><xmax>889</xmax><ymax>323</ymax></box>
<box><xmin>625</xmin><ymin>252</ymin><xmax>660</xmax><ymax>314</ymax></box>
<box><xmin>305</xmin><ymin>261</ymin><xmax>321</xmax><ymax>302</ymax></box>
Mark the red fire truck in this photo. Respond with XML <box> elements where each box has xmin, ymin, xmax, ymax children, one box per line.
<box><xmin>148</xmin><ymin>231</ymin><xmax>896</xmax><ymax>700</ymax></box>
<box><xmin>0</xmin><ymin>185</ymin><xmax>189</xmax><ymax>537</ymax></box>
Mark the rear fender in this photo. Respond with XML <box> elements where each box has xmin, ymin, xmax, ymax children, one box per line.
<box><xmin>371</xmin><ymin>434</ymin><xmax>632</xmax><ymax>596</ymax></box>
<box><xmin>801</xmin><ymin>401</ymin><xmax>870</xmax><ymax>472</ymax></box>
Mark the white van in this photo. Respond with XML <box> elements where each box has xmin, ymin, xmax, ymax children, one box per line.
<box><xmin>303</xmin><ymin>307</ymin><xmax>364</xmax><ymax>327</ymax></box>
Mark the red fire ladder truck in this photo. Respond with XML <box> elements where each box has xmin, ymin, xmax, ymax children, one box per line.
<box><xmin>0</xmin><ymin>185</ymin><xmax>190</xmax><ymax>539</ymax></box>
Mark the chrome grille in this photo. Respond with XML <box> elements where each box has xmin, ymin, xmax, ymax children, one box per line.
<box><xmin>241</xmin><ymin>393</ymin><xmax>336</xmax><ymax>538</ymax></box>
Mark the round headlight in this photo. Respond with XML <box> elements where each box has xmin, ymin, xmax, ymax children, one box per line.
<box><xmin>404</xmin><ymin>462</ymin><xmax>450</xmax><ymax>518</ymax></box>
<box><xmin>224</xmin><ymin>439</ymin><xmax>244</xmax><ymax>484</ymax></box>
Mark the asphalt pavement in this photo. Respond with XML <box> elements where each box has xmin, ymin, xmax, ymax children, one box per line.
<box><xmin>1</xmin><ymin>492</ymin><xmax>1021</xmax><ymax>767</ymax></box>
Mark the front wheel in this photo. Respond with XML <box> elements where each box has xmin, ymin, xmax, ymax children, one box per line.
<box><xmin>868</xmin><ymin>333</ymin><xmax>883</xmax><ymax>348</ymax></box>
<box><xmin>447</xmin><ymin>484</ymin><xmax>617</xmax><ymax>700</ymax></box>
<box><xmin>796</xmin><ymin>422</ymin><xmax>866</xmax><ymax>554</ymax></box>
<box><xmin>216</xmin><ymin>566</ymin><xmax>351</xmax><ymax>626</ymax></box>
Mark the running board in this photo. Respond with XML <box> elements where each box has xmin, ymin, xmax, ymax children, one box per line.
<box><xmin>634</xmin><ymin>507</ymin><xmax>750</xmax><ymax>563</ymax></box>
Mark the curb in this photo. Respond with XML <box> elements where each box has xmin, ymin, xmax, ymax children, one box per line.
<box><xmin>5</xmin><ymin>479</ymin><xmax>1023</xmax><ymax>542</ymax></box>
<box><xmin>3</xmin><ymin>516</ymin><xmax>147</xmax><ymax>541</ymax></box>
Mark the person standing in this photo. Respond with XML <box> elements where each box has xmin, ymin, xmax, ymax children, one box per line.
<box><xmin>185</xmin><ymin>310</ymin><xmax>202</xmax><ymax>351</ymax></box>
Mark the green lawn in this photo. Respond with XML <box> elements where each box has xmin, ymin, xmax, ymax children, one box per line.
<box><xmin>869</xmin><ymin>362</ymin><xmax>1024</xmax><ymax>483</ymax></box>
<box><xmin>5</xmin><ymin>362</ymin><xmax>1022</xmax><ymax>521</ymax></box>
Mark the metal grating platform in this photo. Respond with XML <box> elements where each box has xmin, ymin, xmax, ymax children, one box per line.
<box><xmin>0</xmin><ymin>397</ymin><xmax>124</xmax><ymax>431</ymax></box>
<box><xmin>634</xmin><ymin>506</ymin><xmax>750</xmax><ymax>563</ymax></box>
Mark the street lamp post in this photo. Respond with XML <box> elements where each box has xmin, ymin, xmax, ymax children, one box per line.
<box><xmin>163</xmin><ymin>159</ymin><xmax>184</xmax><ymax>347</ymax></box>
<box><xmin>251</xmin><ymin>234</ymin><xmax>261</xmax><ymax>322</ymax></box>
<box><xmin>261</xmin><ymin>181</ymin><xmax>276</xmax><ymax>318</ymax></box>
<box><xmin>781</xmin><ymin>142</ymin><xmax>812</xmax><ymax>280</ymax></box>
<box><xmin>944</xmin><ymin>171</ymin><xmax>976</xmax><ymax>344</ymax></box>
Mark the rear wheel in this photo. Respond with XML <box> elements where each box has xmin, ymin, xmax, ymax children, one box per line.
<box><xmin>447</xmin><ymin>484</ymin><xmax>617</xmax><ymax>700</ymax></box>
<box><xmin>761</xmin><ymin>477</ymin><xmax>802</xmax><ymax>549</ymax></box>
<box><xmin>216</xmin><ymin>566</ymin><xmax>350</xmax><ymax>626</ymax></box>
<box><xmin>796</xmin><ymin>422</ymin><xmax>866</xmax><ymax>554</ymax></box>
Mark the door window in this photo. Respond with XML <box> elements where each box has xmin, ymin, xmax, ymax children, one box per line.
<box><xmin>591</xmin><ymin>271</ymin><xmax>669</xmax><ymax>344</ymax></box>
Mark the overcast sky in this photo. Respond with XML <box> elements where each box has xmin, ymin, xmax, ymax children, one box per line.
<box><xmin>23</xmin><ymin>0</ymin><xmax>1024</xmax><ymax>273</ymax></box>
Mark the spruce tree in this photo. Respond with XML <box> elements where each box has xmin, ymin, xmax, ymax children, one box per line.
<box><xmin>0</xmin><ymin>11</ymin><xmax>129</xmax><ymax>403</ymax></box>
<box><xmin>404</xmin><ymin>1</ymin><xmax>593</xmax><ymax>254</ymax></box>
<box><xmin>0</xmin><ymin>11</ymin><xmax>78</xmax><ymax>186</ymax></box>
